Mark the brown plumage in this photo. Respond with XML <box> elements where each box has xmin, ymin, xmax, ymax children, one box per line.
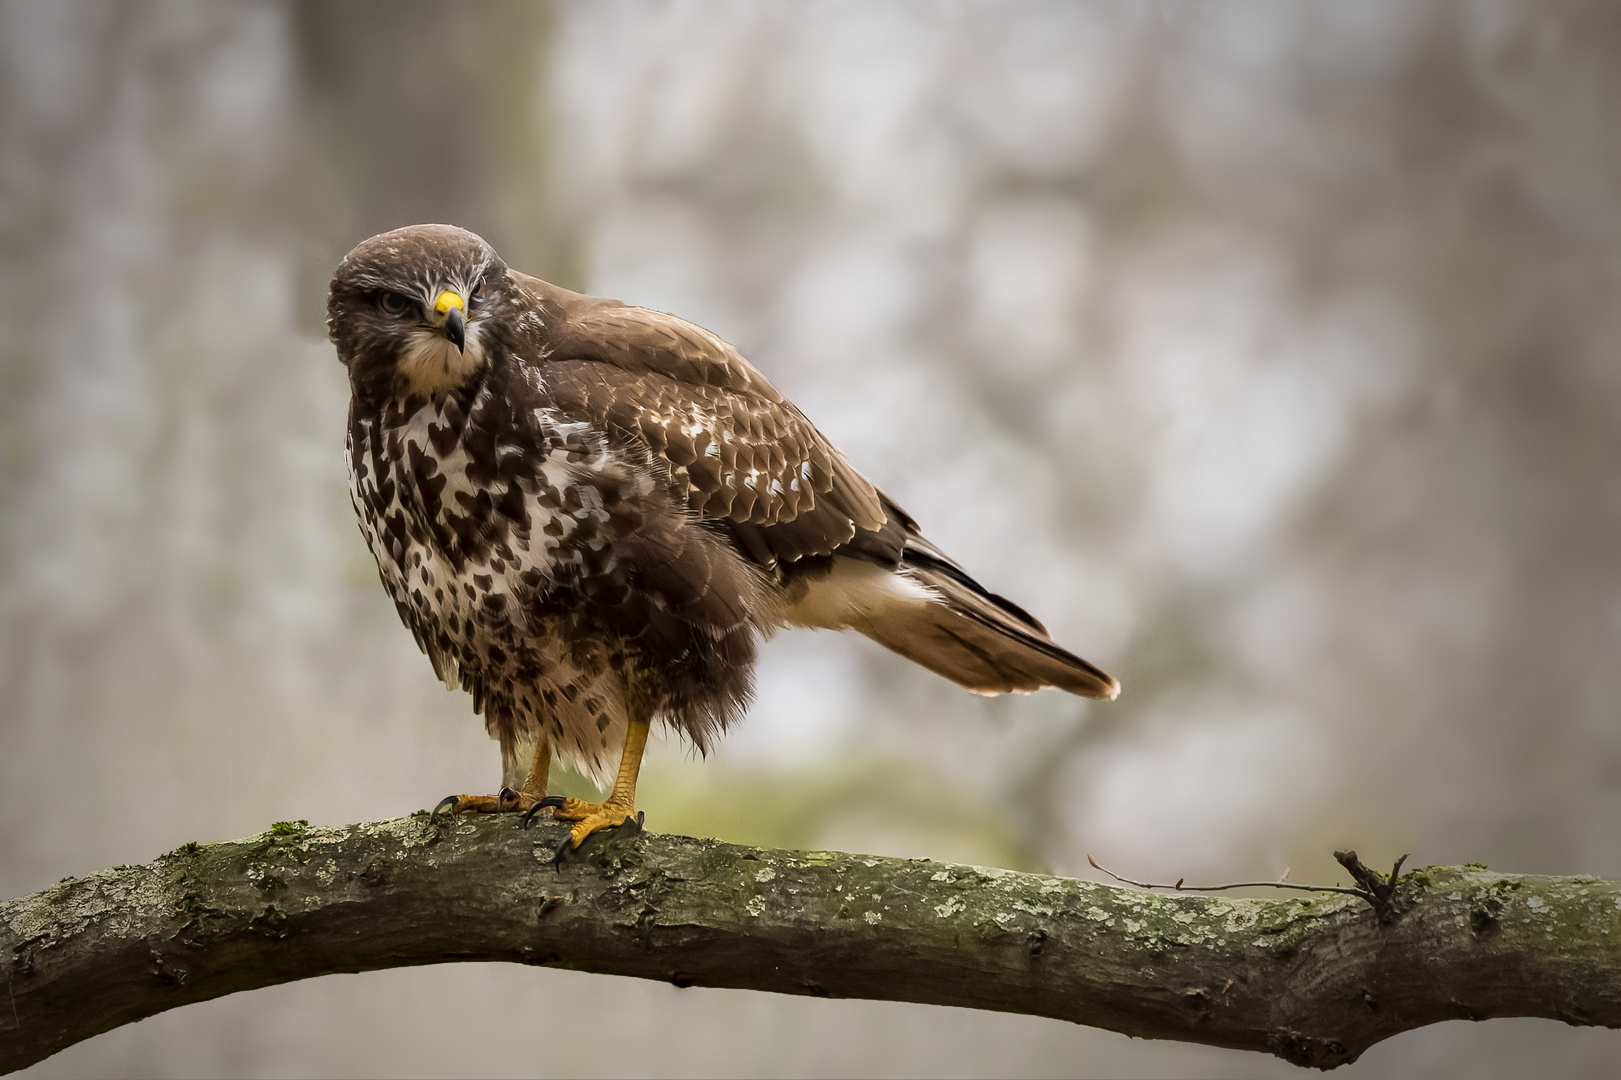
<box><xmin>328</xmin><ymin>224</ymin><xmax>1117</xmax><ymax>841</ymax></box>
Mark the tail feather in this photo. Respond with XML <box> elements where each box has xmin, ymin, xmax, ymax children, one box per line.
<box><xmin>780</xmin><ymin>540</ymin><xmax>1120</xmax><ymax>701</ymax></box>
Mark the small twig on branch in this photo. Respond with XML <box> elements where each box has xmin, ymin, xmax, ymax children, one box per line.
<box><xmin>1087</xmin><ymin>854</ymin><xmax>1382</xmax><ymax>907</ymax></box>
<box><xmin>1333</xmin><ymin>849</ymin><xmax>1413</xmax><ymax>923</ymax></box>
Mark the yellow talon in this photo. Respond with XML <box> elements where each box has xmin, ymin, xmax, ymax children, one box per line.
<box><xmin>552</xmin><ymin>717</ymin><xmax>649</xmax><ymax>848</ymax></box>
<box><xmin>434</xmin><ymin>739</ymin><xmax>552</xmax><ymax>817</ymax></box>
<box><xmin>555</xmin><ymin>800</ymin><xmax>638</xmax><ymax>847</ymax></box>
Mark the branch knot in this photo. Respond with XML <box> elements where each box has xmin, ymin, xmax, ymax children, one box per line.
<box><xmin>1332</xmin><ymin>850</ymin><xmax>1411</xmax><ymax>924</ymax></box>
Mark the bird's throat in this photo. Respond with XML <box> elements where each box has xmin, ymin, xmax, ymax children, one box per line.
<box><xmin>396</xmin><ymin>326</ymin><xmax>486</xmax><ymax>396</ymax></box>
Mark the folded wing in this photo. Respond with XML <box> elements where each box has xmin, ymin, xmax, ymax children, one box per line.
<box><xmin>523</xmin><ymin>275</ymin><xmax>1118</xmax><ymax>700</ymax></box>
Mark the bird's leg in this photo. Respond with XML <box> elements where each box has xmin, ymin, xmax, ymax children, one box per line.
<box><xmin>519</xmin><ymin>737</ymin><xmax>552</xmax><ymax>802</ymax></box>
<box><xmin>431</xmin><ymin>738</ymin><xmax>551</xmax><ymax>816</ymax></box>
<box><xmin>545</xmin><ymin>716</ymin><xmax>649</xmax><ymax>848</ymax></box>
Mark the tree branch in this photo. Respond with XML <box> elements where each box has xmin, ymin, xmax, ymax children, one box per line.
<box><xmin>4</xmin><ymin>816</ymin><xmax>1619</xmax><ymax>1073</ymax></box>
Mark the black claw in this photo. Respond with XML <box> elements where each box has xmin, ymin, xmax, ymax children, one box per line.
<box><xmin>430</xmin><ymin>796</ymin><xmax>459</xmax><ymax>821</ymax></box>
<box><xmin>496</xmin><ymin>786</ymin><xmax>520</xmax><ymax>812</ymax></box>
<box><xmin>548</xmin><ymin>811</ymin><xmax>642</xmax><ymax>862</ymax></box>
<box><xmin>521</xmin><ymin>795</ymin><xmax>567</xmax><ymax>830</ymax></box>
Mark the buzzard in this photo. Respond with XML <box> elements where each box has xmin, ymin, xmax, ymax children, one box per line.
<box><xmin>328</xmin><ymin>224</ymin><xmax>1118</xmax><ymax>851</ymax></box>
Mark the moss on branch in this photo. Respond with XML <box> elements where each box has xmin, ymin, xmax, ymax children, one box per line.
<box><xmin>4</xmin><ymin>816</ymin><xmax>1620</xmax><ymax>1073</ymax></box>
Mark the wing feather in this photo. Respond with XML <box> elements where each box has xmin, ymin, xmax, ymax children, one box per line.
<box><xmin>519</xmin><ymin>273</ymin><xmax>885</xmax><ymax>568</ymax></box>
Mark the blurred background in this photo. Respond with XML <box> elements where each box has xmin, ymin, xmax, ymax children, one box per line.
<box><xmin>3</xmin><ymin>1</ymin><xmax>1620</xmax><ymax>1076</ymax></box>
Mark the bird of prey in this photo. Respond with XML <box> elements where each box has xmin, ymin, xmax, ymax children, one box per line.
<box><xmin>328</xmin><ymin>224</ymin><xmax>1118</xmax><ymax>851</ymax></box>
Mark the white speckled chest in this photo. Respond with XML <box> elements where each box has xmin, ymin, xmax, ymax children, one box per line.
<box><xmin>345</xmin><ymin>386</ymin><xmax>637</xmax><ymax>770</ymax></box>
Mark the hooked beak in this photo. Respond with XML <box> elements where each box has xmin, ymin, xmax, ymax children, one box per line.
<box><xmin>434</xmin><ymin>290</ymin><xmax>467</xmax><ymax>354</ymax></box>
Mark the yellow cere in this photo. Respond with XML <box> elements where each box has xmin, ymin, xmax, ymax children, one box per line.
<box><xmin>434</xmin><ymin>290</ymin><xmax>465</xmax><ymax>315</ymax></box>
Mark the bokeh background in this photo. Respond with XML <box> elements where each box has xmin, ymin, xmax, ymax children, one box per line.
<box><xmin>4</xmin><ymin>1</ymin><xmax>1620</xmax><ymax>1076</ymax></box>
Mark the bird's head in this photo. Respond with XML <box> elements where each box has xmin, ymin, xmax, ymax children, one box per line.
<box><xmin>327</xmin><ymin>224</ymin><xmax>508</xmax><ymax>398</ymax></box>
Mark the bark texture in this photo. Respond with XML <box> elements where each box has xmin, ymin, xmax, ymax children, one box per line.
<box><xmin>3</xmin><ymin>815</ymin><xmax>1619</xmax><ymax>1073</ymax></box>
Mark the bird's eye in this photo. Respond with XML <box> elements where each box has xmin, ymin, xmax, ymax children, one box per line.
<box><xmin>380</xmin><ymin>291</ymin><xmax>411</xmax><ymax>314</ymax></box>
<box><xmin>468</xmin><ymin>281</ymin><xmax>485</xmax><ymax>311</ymax></box>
